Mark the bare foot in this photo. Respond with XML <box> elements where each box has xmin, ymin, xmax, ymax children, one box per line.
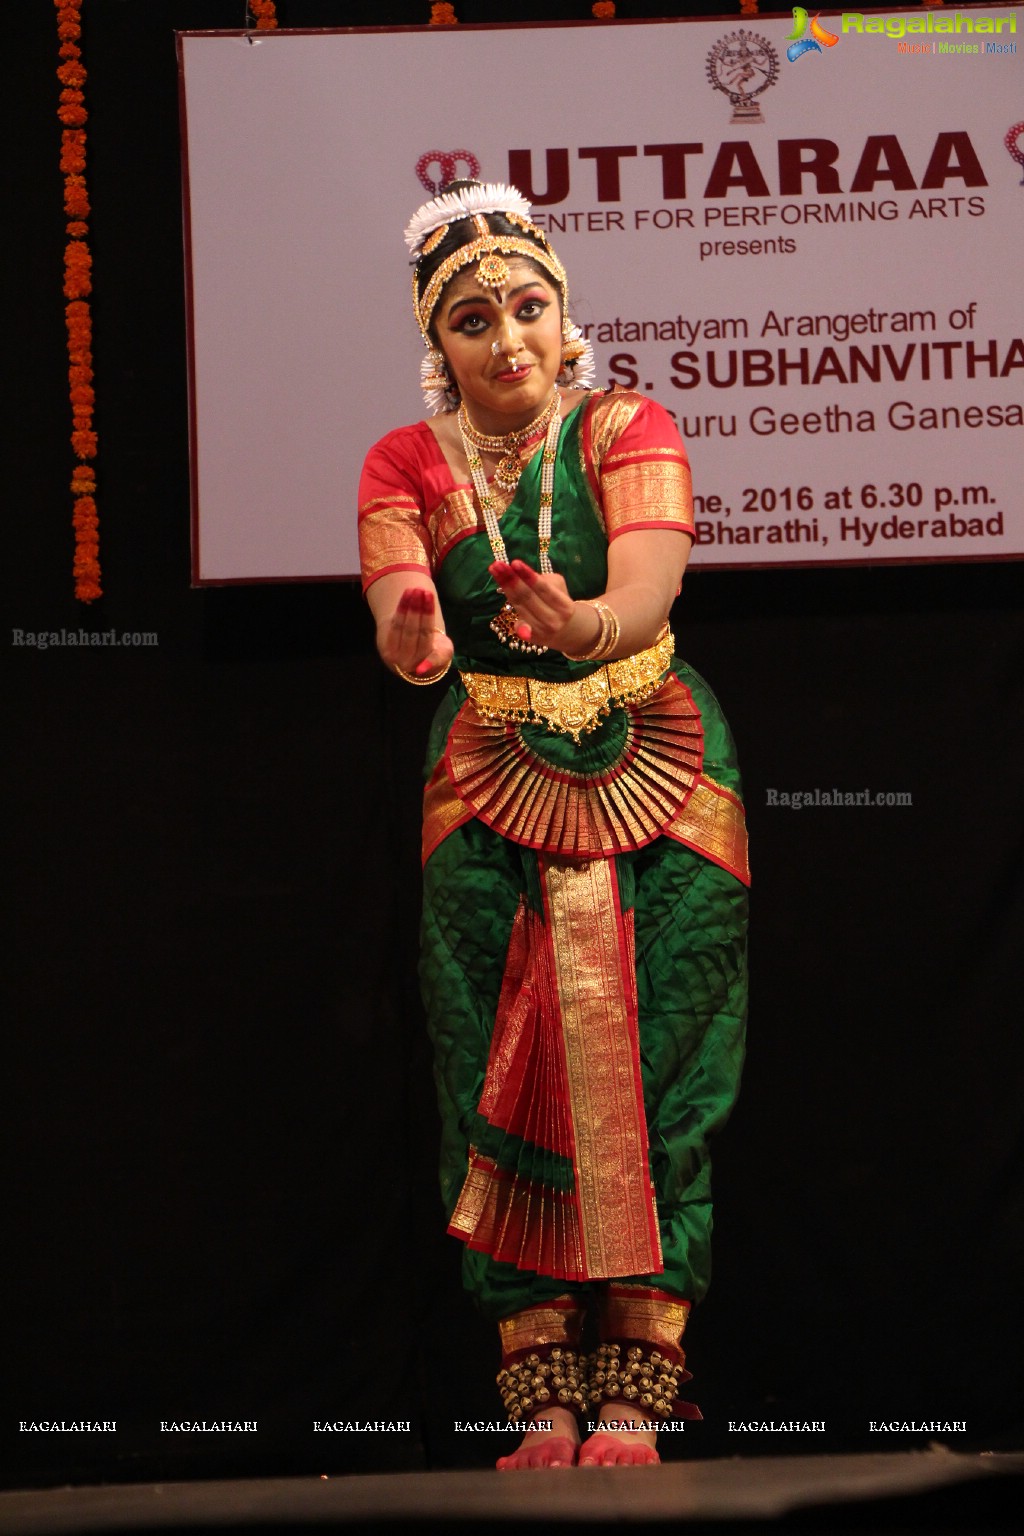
<box><xmin>578</xmin><ymin>1408</ymin><xmax>660</xmax><ymax>1467</ymax></box>
<box><xmin>496</xmin><ymin>1405</ymin><xmax>580</xmax><ymax>1470</ymax></box>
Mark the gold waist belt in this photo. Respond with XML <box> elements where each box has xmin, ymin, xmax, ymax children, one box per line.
<box><xmin>460</xmin><ymin>628</ymin><xmax>675</xmax><ymax>742</ymax></box>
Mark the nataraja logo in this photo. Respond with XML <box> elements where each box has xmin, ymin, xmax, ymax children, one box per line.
<box><xmin>786</xmin><ymin>9</ymin><xmax>839</xmax><ymax>62</ymax></box>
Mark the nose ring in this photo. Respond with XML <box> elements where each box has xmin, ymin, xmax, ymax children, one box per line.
<box><xmin>491</xmin><ymin>340</ymin><xmax>520</xmax><ymax>371</ymax></box>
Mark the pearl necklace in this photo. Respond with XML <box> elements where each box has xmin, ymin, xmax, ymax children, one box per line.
<box><xmin>458</xmin><ymin>394</ymin><xmax>561</xmax><ymax>654</ymax></box>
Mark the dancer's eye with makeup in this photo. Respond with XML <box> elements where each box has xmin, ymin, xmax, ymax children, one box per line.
<box><xmin>451</xmin><ymin>311</ymin><xmax>489</xmax><ymax>334</ymax></box>
<box><xmin>516</xmin><ymin>297</ymin><xmax>550</xmax><ymax>321</ymax></box>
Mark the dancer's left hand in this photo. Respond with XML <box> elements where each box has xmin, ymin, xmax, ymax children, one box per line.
<box><xmin>489</xmin><ymin>559</ymin><xmax>601</xmax><ymax>655</ymax></box>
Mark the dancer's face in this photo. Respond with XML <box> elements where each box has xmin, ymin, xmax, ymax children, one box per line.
<box><xmin>436</xmin><ymin>259</ymin><xmax>563</xmax><ymax>434</ymax></box>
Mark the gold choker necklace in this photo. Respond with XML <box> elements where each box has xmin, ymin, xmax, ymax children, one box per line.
<box><xmin>457</xmin><ymin>394</ymin><xmax>560</xmax><ymax>494</ymax></box>
<box><xmin>458</xmin><ymin>393</ymin><xmax>561</xmax><ymax>654</ymax></box>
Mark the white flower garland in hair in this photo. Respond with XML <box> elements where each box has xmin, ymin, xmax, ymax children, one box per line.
<box><xmin>404</xmin><ymin>182</ymin><xmax>532</xmax><ymax>256</ymax></box>
<box><xmin>559</xmin><ymin>323</ymin><xmax>597</xmax><ymax>392</ymax></box>
<box><xmin>420</xmin><ymin>351</ymin><xmax>457</xmax><ymax>416</ymax></box>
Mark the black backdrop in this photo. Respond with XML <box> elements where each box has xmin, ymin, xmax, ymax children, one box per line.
<box><xmin>6</xmin><ymin>0</ymin><xmax>1023</xmax><ymax>1490</ymax></box>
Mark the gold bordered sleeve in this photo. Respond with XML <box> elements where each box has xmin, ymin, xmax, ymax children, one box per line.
<box><xmin>358</xmin><ymin>426</ymin><xmax>434</xmax><ymax>593</ymax></box>
<box><xmin>583</xmin><ymin>392</ymin><xmax>695</xmax><ymax>542</ymax></box>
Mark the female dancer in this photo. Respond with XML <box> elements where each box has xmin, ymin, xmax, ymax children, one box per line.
<box><xmin>359</xmin><ymin>182</ymin><xmax>749</xmax><ymax>1469</ymax></box>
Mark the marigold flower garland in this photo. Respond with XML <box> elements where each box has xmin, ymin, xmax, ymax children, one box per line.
<box><xmin>592</xmin><ymin>3</ymin><xmax>616</xmax><ymax>17</ymax></box>
<box><xmin>739</xmin><ymin>0</ymin><xmax>759</xmax><ymax>16</ymax></box>
<box><xmin>430</xmin><ymin>3</ymin><xmax>458</xmax><ymax>23</ymax></box>
<box><xmin>247</xmin><ymin>1</ymin><xmax>278</xmax><ymax>27</ymax></box>
<box><xmin>55</xmin><ymin>0</ymin><xmax>100</xmax><ymax>601</ymax></box>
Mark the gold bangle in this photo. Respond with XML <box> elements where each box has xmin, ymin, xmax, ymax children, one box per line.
<box><xmin>563</xmin><ymin>600</ymin><xmax>620</xmax><ymax>662</ymax></box>
<box><xmin>596</xmin><ymin>604</ymin><xmax>621</xmax><ymax>660</ymax></box>
<box><xmin>394</xmin><ymin>654</ymin><xmax>452</xmax><ymax>686</ymax></box>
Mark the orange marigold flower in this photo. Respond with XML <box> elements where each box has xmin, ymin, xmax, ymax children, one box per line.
<box><xmin>72</xmin><ymin>469</ymin><xmax>97</xmax><ymax>493</ymax></box>
<box><xmin>592</xmin><ymin>1</ymin><xmax>616</xmax><ymax>16</ymax></box>
<box><xmin>430</xmin><ymin>3</ymin><xmax>458</xmax><ymax>24</ymax></box>
<box><xmin>58</xmin><ymin>102</ymin><xmax>88</xmax><ymax>128</ymax></box>
<box><xmin>69</xmin><ymin>364</ymin><xmax>94</xmax><ymax>386</ymax></box>
<box><xmin>71</xmin><ymin>429</ymin><xmax>98</xmax><ymax>458</ymax></box>
<box><xmin>64</xmin><ymin>274</ymin><xmax>92</xmax><ymax>300</ymax></box>
<box><xmin>58</xmin><ymin>61</ymin><xmax>87</xmax><ymax>86</ymax></box>
<box><xmin>66</xmin><ymin>220</ymin><xmax>89</xmax><ymax>237</ymax></box>
<box><xmin>59</xmin><ymin>41</ymin><xmax>81</xmax><ymax>59</ymax></box>
<box><xmin>70</xmin><ymin>384</ymin><xmax>96</xmax><ymax>408</ymax></box>
<box><xmin>64</xmin><ymin>178</ymin><xmax>91</xmax><ymax>216</ymax></box>
<box><xmin>65</xmin><ymin>241</ymin><xmax>92</xmax><ymax>268</ymax></box>
<box><xmin>739</xmin><ymin>0</ymin><xmax>758</xmax><ymax>14</ymax></box>
<box><xmin>73</xmin><ymin>494</ymin><xmax>98</xmax><ymax>518</ymax></box>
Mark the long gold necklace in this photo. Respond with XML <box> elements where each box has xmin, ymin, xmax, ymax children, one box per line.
<box><xmin>458</xmin><ymin>394</ymin><xmax>561</xmax><ymax>654</ymax></box>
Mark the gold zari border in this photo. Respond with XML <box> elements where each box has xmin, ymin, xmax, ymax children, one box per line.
<box><xmin>461</xmin><ymin>628</ymin><xmax>675</xmax><ymax>743</ymax></box>
<box><xmin>422</xmin><ymin>760</ymin><xmax>473</xmax><ymax>865</ymax></box>
<box><xmin>602</xmin><ymin>459</ymin><xmax>695</xmax><ymax>538</ymax></box>
<box><xmin>542</xmin><ymin>857</ymin><xmax>663</xmax><ymax>1280</ymax></box>
<box><xmin>664</xmin><ymin>774</ymin><xmax>750</xmax><ymax>885</ymax></box>
<box><xmin>600</xmin><ymin>1290</ymin><xmax>691</xmax><ymax>1353</ymax></box>
<box><xmin>588</xmin><ymin>393</ymin><xmax>646</xmax><ymax>472</ymax></box>
<box><xmin>499</xmin><ymin>1301</ymin><xmax>585</xmax><ymax>1359</ymax></box>
<box><xmin>358</xmin><ymin>500</ymin><xmax>431</xmax><ymax>585</ymax></box>
<box><xmin>425</xmin><ymin>487</ymin><xmax>479</xmax><ymax>569</ymax></box>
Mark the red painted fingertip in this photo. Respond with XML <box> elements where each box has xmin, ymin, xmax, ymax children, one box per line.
<box><xmin>414</xmin><ymin>658</ymin><xmax>434</xmax><ymax>675</ymax></box>
<box><xmin>515</xmin><ymin>623</ymin><xmax>532</xmax><ymax>642</ymax></box>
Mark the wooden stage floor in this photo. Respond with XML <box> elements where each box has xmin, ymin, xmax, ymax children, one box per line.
<box><xmin>1</xmin><ymin>1450</ymin><xmax>1022</xmax><ymax>1536</ymax></box>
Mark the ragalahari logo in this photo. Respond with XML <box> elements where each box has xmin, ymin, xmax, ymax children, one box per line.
<box><xmin>786</xmin><ymin>8</ymin><xmax>839</xmax><ymax>62</ymax></box>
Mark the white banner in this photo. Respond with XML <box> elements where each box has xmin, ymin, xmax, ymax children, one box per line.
<box><xmin>179</xmin><ymin>8</ymin><xmax>1023</xmax><ymax>580</ymax></box>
